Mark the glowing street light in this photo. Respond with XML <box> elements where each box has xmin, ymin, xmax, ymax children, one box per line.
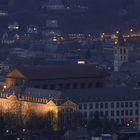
<box><xmin>130</xmin><ymin>29</ymin><xmax>133</xmax><ymax>32</ymax></box>
<box><xmin>3</xmin><ymin>85</ymin><xmax>6</xmax><ymax>89</ymax></box>
<box><xmin>127</xmin><ymin>123</ymin><xmax>130</xmax><ymax>127</ymax></box>
<box><xmin>22</xmin><ymin>129</ymin><xmax>26</xmax><ymax>132</ymax></box>
<box><xmin>116</xmin><ymin>31</ymin><xmax>119</xmax><ymax>34</ymax></box>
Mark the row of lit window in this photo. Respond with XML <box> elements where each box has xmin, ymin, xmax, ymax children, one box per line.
<box><xmin>21</xmin><ymin>96</ymin><xmax>48</xmax><ymax>103</ymax></box>
<box><xmin>79</xmin><ymin>101</ymin><xmax>139</xmax><ymax>110</ymax></box>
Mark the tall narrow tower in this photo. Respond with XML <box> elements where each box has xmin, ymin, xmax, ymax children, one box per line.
<box><xmin>114</xmin><ymin>32</ymin><xmax>128</xmax><ymax>72</ymax></box>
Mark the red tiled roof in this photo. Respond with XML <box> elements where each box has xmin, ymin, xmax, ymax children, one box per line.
<box><xmin>10</xmin><ymin>64</ymin><xmax>107</xmax><ymax>80</ymax></box>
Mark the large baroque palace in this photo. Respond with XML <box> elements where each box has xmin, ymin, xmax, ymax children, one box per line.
<box><xmin>0</xmin><ymin>91</ymin><xmax>78</xmax><ymax>130</ymax></box>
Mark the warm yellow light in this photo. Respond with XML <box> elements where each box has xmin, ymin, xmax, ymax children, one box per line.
<box><xmin>77</xmin><ymin>61</ymin><xmax>86</xmax><ymax>64</ymax></box>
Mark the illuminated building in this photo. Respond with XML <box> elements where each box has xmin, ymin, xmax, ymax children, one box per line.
<box><xmin>0</xmin><ymin>89</ymin><xmax>78</xmax><ymax>130</ymax></box>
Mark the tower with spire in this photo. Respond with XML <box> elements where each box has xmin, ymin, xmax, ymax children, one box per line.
<box><xmin>114</xmin><ymin>31</ymin><xmax>128</xmax><ymax>72</ymax></box>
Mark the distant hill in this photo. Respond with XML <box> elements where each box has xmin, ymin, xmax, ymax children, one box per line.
<box><xmin>0</xmin><ymin>0</ymin><xmax>140</xmax><ymax>32</ymax></box>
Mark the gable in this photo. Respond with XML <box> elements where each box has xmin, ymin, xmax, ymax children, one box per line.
<box><xmin>63</xmin><ymin>100</ymin><xmax>77</xmax><ymax>107</ymax></box>
<box><xmin>7</xmin><ymin>94</ymin><xmax>18</xmax><ymax>101</ymax></box>
<box><xmin>46</xmin><ymin>100</ymin><xmax>57</xmax><ymax>106</ymax></box>
<box><xmin>6</xmin><ymin>69</ymin><xmax>26</xmax><ymax>79</ymax></box>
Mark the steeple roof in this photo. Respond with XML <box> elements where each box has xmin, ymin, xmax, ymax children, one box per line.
<box><xmin>117</xmin><ymin>31</ymin><xmax>125</xmax><ymax>46</ymax></box>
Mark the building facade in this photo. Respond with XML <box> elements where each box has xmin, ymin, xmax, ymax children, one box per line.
<box><xmin>0</xmin><ymin>91</ymin><xmax>78</xmax><ymax>130</ymax></box>
<box><xmin>62</xmin><ymin>88</ymin><xmax>140</xmax><ymax>126</ymax></box>
<box><xmin>1</xmin><ymin>86</ymin><xmax>140</xmax><ymax>129</ymax></box>
<box><xmin>5</xmin><ymin>64</ymin><xmax>108</xmax><ymax>90</ymax></box>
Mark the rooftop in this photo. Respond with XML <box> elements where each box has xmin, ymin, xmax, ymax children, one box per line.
<box><xmin>7</xmin><ymin>64</ymin><xmax>107</xmax><ymax>80</ymax></box>
<box><xmin>61</xmin><ymin>87</ymin><xmax>140</xmax><ymax>102</ymax></box>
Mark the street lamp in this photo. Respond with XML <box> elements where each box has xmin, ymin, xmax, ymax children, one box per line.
<box><xmin>22</xmin><ymin>129</ymin><xmax>26</xmax><ymax>132</ymax></box>
<box><xmin>116</xmin><ymin>31</ymin><xmax>119</xmax><ymax>34</ymax></box>
<box><xmin>130</xmin><ymin>29</ymin><xmax>133</xmax><ymax>32</ymax></box>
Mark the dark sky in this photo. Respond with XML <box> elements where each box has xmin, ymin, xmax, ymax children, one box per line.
<box><xmin>0</xmin><ymin>0</ymin><xmax>140</xmax><ymax>32</ymax></box>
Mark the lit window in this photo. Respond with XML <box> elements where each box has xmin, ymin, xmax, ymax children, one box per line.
<box><xmin>77</xmin><ymin>61</ymin><xmax>86</xmax><ymax>64</ymax></box>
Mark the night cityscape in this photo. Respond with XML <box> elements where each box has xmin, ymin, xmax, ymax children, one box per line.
<box><xmin>0</xmin><ymin>0</ymin><xmax>140</xmax><ymax>140</ymax></box>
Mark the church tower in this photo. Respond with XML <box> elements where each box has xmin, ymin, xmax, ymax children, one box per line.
<box><xmin>114</xmin><ymin>32</ymin><xmax>128</xmax><ymax>72</ymax></box>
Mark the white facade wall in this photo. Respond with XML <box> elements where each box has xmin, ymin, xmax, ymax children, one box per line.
<box><xmin>78</xmin><ymin>100</ymin><xmax>140</xmax><ymax>124</ymax></box>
